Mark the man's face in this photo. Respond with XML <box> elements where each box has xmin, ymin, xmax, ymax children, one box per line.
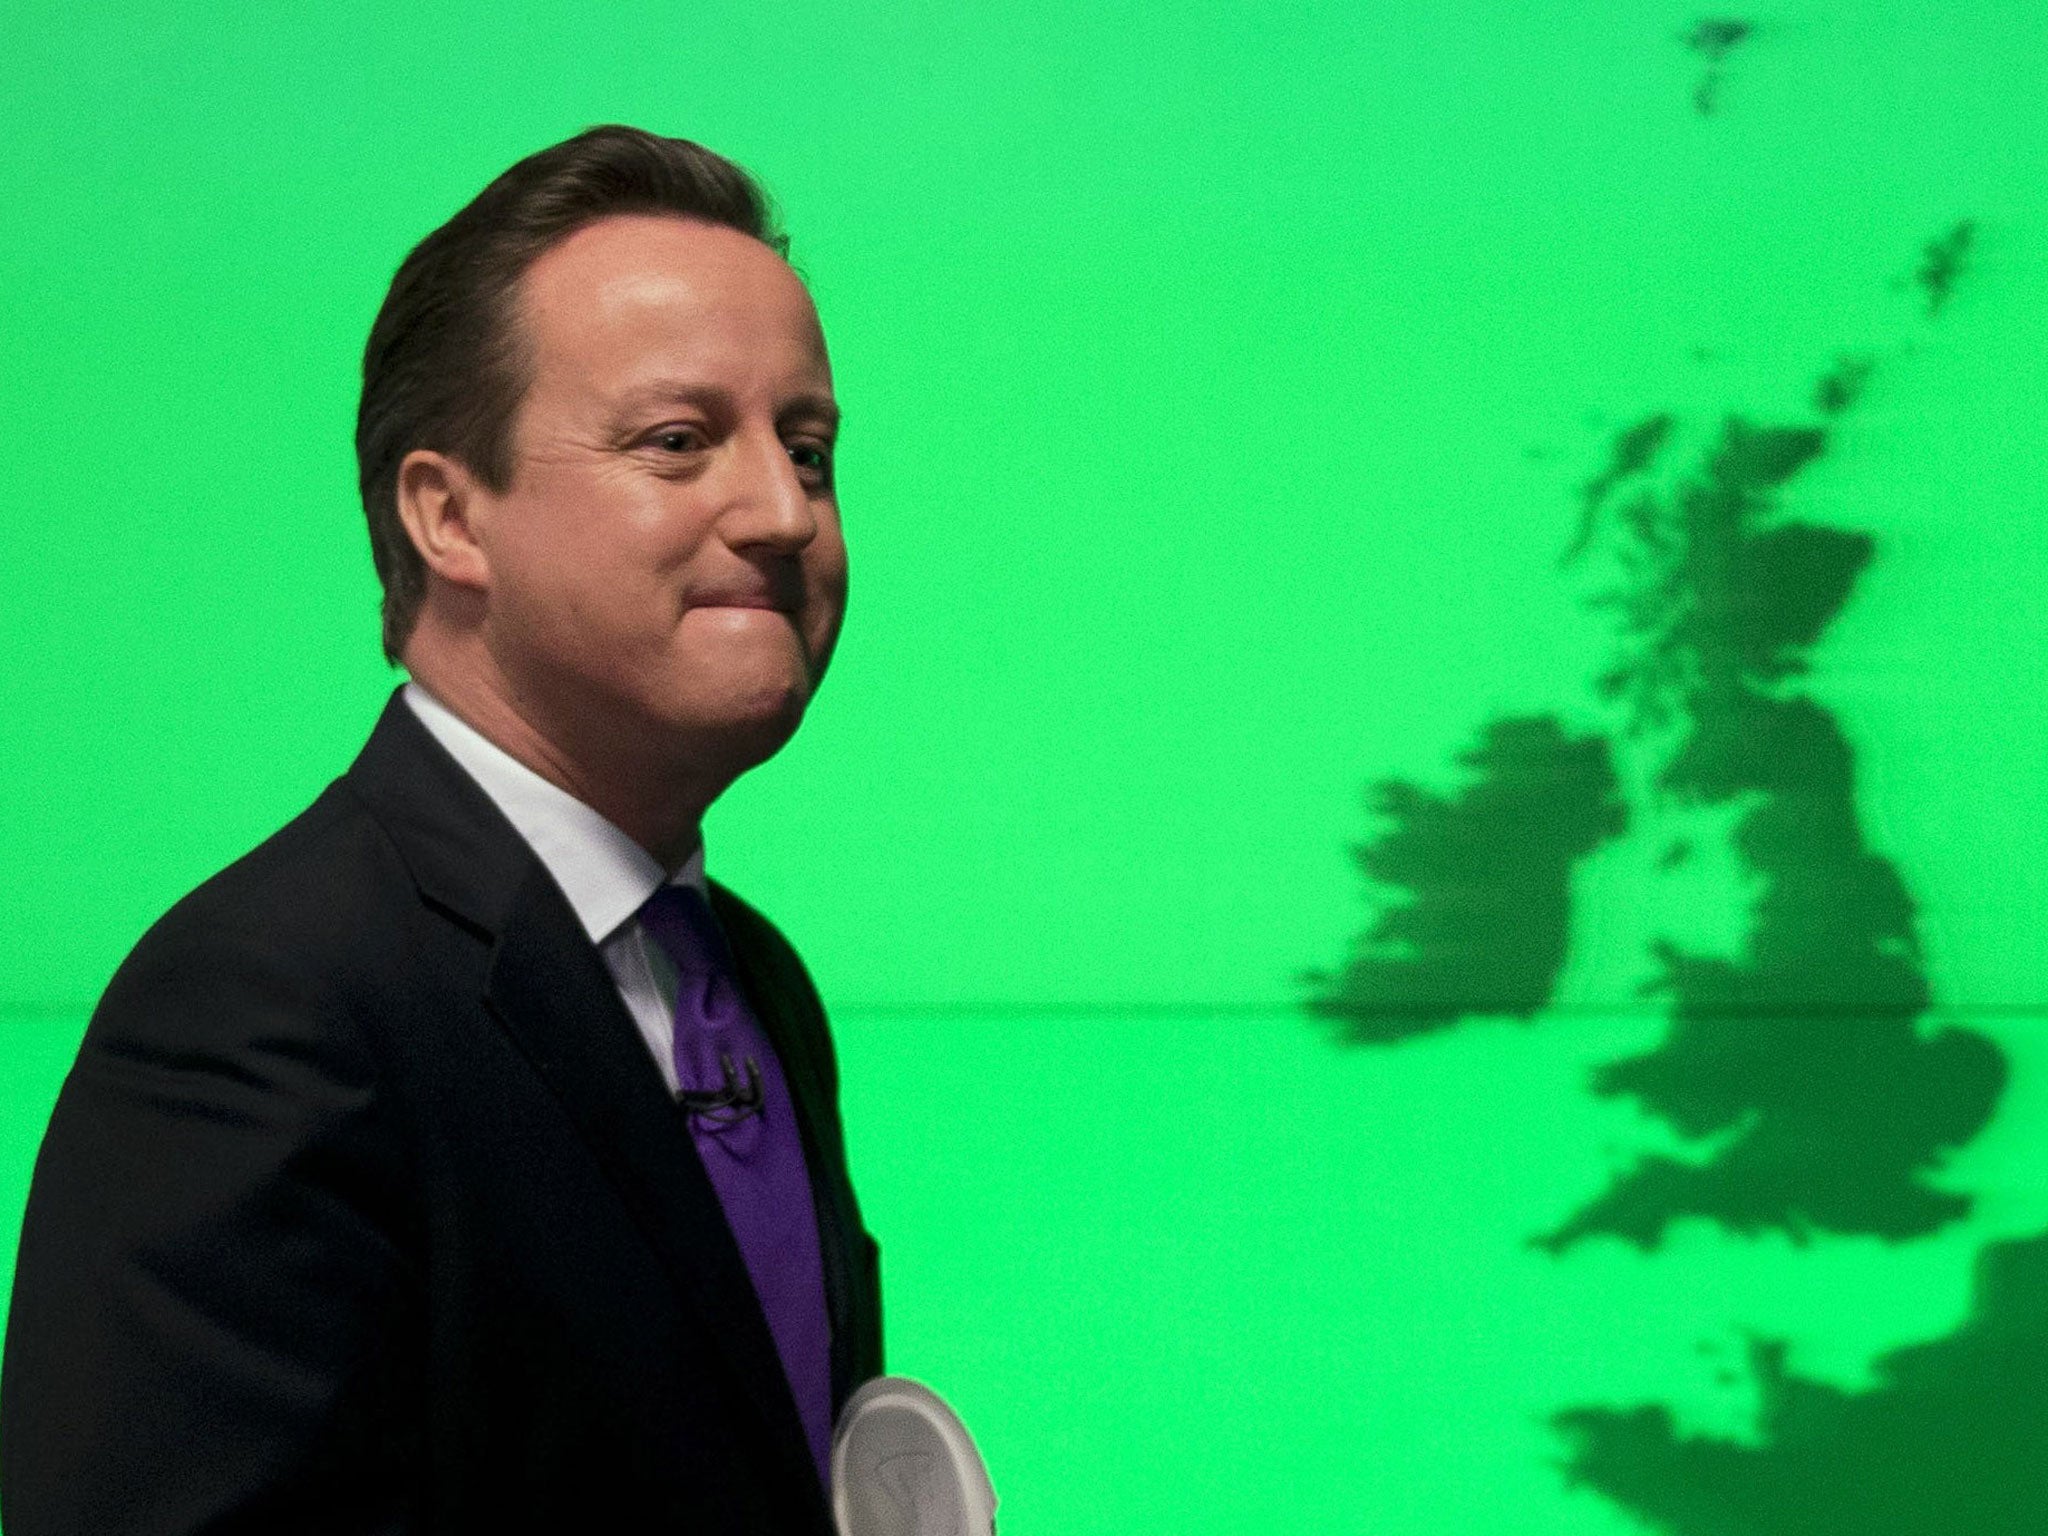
<box><xmin>469</xmin><ymin>214</ymin><xmax>846</xmax><ymax>773</ymax></box>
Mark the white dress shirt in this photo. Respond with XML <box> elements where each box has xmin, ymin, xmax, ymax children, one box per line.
<box><xmin>402</xmin><ymin>681</ymin><xmax>701</xmax><ymax>1096</ymax></box>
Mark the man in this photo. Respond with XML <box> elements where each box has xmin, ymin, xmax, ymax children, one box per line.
<box><xmin>1</xmin><ymin>125</ymin><xmax>882</xmax><ymax>1533</ymax></box>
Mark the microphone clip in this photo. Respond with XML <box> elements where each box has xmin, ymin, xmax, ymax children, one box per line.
<box><xmin>677</xmin><ymin>1050</ymin><xmax>764</xmax><ymax>1126</ymax></box>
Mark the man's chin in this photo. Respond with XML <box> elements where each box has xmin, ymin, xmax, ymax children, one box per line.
<box><xmin>672</xmin><ymin>685</ymin><xmax>811</xmax><ymax>766</ymax></box>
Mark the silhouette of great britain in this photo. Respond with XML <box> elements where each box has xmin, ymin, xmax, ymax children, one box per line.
<box><xmin>1303</xmin><ymin>245</ymin><xmax>2043</xmax><ymax>1530</ymax></box>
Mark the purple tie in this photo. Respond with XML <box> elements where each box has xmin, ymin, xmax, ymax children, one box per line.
<box><xmin>636</xmin><ymin>882</ymin><xmax>833</xmax><ymax>1490</ymax></box>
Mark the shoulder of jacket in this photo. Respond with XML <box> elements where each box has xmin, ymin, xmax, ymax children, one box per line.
<box><xmin>90</xmin><ymin>779</ymin><xmax>418</xmax><ymax>1058</ymax></box>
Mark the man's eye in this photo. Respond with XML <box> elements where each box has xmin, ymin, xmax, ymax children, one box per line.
<box><xmin>650</xmin><ymin>428</ymin><xmax>705</xmax><ymax>453</ymax></box>
<box><xmin>789</xmin><ymin>443</ymin><xmax>835</xmax><ymax>485</ymax></box>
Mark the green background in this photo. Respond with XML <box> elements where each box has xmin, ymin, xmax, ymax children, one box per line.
<box><xmin>3</xmin><ymin>2</ymin><xmax>2045</xmax><ymax>1530</ymax></box>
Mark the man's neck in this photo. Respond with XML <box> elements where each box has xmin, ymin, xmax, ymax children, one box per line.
<box><xmin>401</xmin><ymin>652</ymin><xmax>718</xmax><ymax>873</ymax></box>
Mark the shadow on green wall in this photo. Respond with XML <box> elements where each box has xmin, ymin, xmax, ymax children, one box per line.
<box><xmin>1302</xmin><ymin>239</ymin><xmax>2045</xmax><ymax>1532</ymax></box>
<box><xmin>1555</xmin><ymin>1229</ymin><xmax>2048</xmax><ymax>1535</ymax></box>
<box><xmin>1297</xmin><ymin>715</ymin><xmax>1624</xmax><ymax>1035</ymax></box>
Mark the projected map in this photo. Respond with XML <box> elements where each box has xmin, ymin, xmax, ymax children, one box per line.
<box><xmin>1304</xmin><ymin>239</ymin><xmax>2048</xmax><ymax>1531</ymax></box>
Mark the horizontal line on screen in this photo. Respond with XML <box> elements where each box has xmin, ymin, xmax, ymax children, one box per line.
<box><xmin>7</xmin><ymin>999</ymin><xmax>2048</xmax><ymax>1022</ymax></box>
<box><xmin>837</xmin><ymin>1002</ymin><xmax>2048</xmax><ymax>1019</ymax></box>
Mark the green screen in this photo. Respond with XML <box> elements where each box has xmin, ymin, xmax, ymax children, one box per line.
<box><xmin>4</xmin><ymin>2</ymin><xmax>2045</xmax><ymax>1530</ymax></box>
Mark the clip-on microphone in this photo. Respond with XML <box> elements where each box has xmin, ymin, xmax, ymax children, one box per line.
<box><xmin>677</xmin><ymin>1051</ymin><xmax>764</xmax><ymax>1125</ymax></box>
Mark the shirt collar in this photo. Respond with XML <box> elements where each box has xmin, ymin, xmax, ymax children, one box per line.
<box><xmin>400</xmin><ymin>680</ymin><xmax>706</xmax><ymax>945</ymax></box>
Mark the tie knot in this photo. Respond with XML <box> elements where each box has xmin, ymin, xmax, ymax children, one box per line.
<box><xmin>636</xmin><ymin>881</ymin><xmax>727</xmax><ymax>976</ymax></box>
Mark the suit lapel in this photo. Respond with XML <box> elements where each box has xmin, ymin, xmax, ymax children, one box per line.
<box><xmin>346</xmin><ymin>690</ymin><xmax>826</xmax><ymax>1511</ymax></box>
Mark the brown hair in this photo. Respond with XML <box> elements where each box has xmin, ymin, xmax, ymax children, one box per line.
<box><xmin>355</xmin><ymin>125</ymin><xmax>787</xmax><ymax>664</ymax></box>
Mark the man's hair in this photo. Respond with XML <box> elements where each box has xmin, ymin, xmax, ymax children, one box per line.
<box><xmin>356</xmin><ymin>124</ymin><xmax>787</xmax><ymax>665</ymax></box>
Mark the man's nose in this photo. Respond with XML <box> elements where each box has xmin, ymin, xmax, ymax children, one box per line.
<box><xmin>719</xmin><ymin>426</ymin><xmax>818</xmax><ymax>552</ymax></box>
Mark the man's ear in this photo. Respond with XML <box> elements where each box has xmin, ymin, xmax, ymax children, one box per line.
<box><xmin>396</xmin><ymin>449</ymin><xmax>493</xmax><ymax>592</ymax></box>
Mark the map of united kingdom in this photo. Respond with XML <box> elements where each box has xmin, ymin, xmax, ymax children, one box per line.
<box><xmin>1302</xmin><ymin>235</ymin><xmax>2047</xmax><ymax>1533</ymax></box>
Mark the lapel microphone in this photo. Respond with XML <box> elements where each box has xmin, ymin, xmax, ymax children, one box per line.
<box><xmin>677</xmin><ymin>1050</ymin><xmax>764</xmax><ymax>1125</ymax></box>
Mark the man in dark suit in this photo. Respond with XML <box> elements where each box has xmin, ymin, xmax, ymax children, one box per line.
<box><xmin>2</xmin><ymin>125</ymin><xmax>881</xmax><ymax>1533</ymax></box>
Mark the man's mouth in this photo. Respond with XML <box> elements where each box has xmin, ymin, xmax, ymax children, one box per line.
<box><xmin>690</xmin><ymin>590</ymin><xmax>795</xmax><ymax>613</ymax></box>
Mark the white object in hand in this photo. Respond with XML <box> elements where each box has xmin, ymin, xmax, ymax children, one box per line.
<box><xmin>831</xmin><ymin>1376</ymin><xmax>998</xmax><ymax>1536</ymax></box>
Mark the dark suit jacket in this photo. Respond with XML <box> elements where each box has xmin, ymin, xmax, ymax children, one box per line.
<box><xmin>2</xmin><ymin>687</ymin><xmax>883</xmax><ymax>1534</ymax></box>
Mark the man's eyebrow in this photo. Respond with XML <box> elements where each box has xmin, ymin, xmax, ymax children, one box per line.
<box><xmin>605</xmin><ymin>381</ymin><xmax>841</xmax><ymax>431</ymax></box>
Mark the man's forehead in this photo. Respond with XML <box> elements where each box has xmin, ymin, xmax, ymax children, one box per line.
<box><xmin>521</xmin><ymin>215</ymin><xmax>812</xmax><ymax>328</ymax></box>
<box><xmin>514</xmin><ymin>216</ymin><xmax>830</xmax><ymax>393</ymax></box>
